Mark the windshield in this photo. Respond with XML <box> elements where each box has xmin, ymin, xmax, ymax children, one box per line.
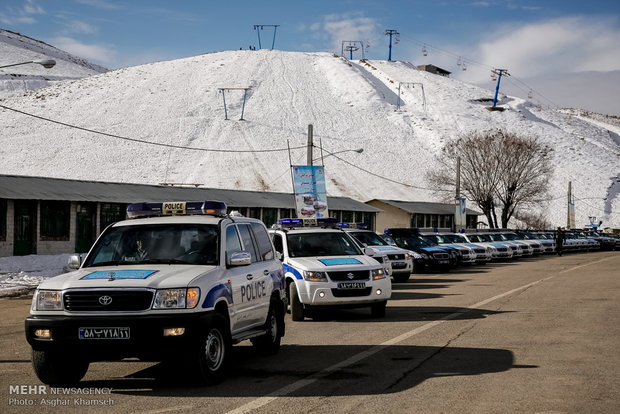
<box><xmin>391</xmin><ymin>235</ymin><xmax>431</xmax><ymax>250</ymax></box>
<box><xmin>488</xmin><ymin>234</ymin><xmax>508</xmax><ymax>242</ymax></box>
<box><xmin>286</xmin><ymin>232</ymin><xmax>362</xmax><ymax>257</ymax></box>
<box><xmin>502</xmin><ymin>233</ymin><xmax>520</xmax><ymax>241</ymax></box>
<box><xmin>83</xmin><ymin>223</ymin><xmax>219</xmax><ymax>267</ymax></box>
<box><xmin>350</xmin><ymin>231</ymin><xmax>388</xmax><ymax>246</ymax></box>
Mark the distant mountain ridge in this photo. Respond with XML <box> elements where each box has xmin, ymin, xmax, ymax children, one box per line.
<box><xmin>0</xmin><ymin>28</ymin><xmax>107</xmax><ymax>98</ymax></box>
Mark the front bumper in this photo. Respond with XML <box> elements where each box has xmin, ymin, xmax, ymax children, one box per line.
<box><xmin>25</xmin><ymin>312</ymin><xmax>213</xmax><ymax>360</ymax></box>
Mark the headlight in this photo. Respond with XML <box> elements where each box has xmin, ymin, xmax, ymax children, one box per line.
<box><xmin>33</xmin><ymin>290</ymin><xmax>63</xmax><ymax>311</ymax></box>
<box><xmin>371</xmin><ymin>268</ymin><xmax>386</xmax><ymax>280</ymax></box>
<box><xmin>153</xmin><ymin>288</ymin><xmax>200</xmax><ymax>309</ymax></box>
<box><xmin>405</xmin><ymin>252</ymin><xmax>411</xmax><ymax>261</ymax></box>
<box><xmin>303</xmin><ymin>270</ymin><xmax>327</xmax><ymax>282</ymax></box>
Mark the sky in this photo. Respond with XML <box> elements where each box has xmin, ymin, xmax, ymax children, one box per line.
<box><xmin>1</xmin><ymin>0</ymin><xmax>620</xmax><ymax>113</ymax></box>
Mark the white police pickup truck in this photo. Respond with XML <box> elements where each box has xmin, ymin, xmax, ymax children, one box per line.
<box><xmin>268</xmin><ymin>218</ymin><xmax>392</xmax><ymax>321</ymax></box>
<box><xmin>25</xmin><ymin>201</ymin><xmax>286</xmax><ymax>386</ymax></box>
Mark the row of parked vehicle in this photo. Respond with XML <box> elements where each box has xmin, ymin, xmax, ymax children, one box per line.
<box><xmin>345</xmin><ymin>226</ymin><xmax>619</xmax><ymax>282</ymax></box>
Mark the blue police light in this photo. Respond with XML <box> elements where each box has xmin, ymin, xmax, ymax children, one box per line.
<box><xmin>277</xmin><ymin>217</ymin><xmax>339</xmax><ymax>229</ymax></box>
<box><xmin>127</xmin><ymin>201</ymin><xmax>227</xmax><ymax>219</ymax></box>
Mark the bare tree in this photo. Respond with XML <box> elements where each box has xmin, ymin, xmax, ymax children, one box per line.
<box><xmin>427</xmin><ymin>129</ymin><xmax>553</xmax><ymax>228</ymax></box>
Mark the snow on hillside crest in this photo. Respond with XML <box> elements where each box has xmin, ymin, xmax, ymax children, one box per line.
<box><xmin>0</xmin><ymin>49</ymin><xmax>618</xmax><ymax>228</ymax></box>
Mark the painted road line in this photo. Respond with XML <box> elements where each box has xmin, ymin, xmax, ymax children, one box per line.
<box><xmin>225</xmin><ymin>255</ymin><xmax>616</xmax><ymax>414</ymax></box>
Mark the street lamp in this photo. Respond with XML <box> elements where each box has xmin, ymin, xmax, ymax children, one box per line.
<box><xmin>313</xmin><ymin>148</ymin><xmax>364</xmax><ymax>164</ymax></box>
<box><xmin>0</xmin><ymin>59</ymin><xmax>56</xmax><ymax>69</ymax></box>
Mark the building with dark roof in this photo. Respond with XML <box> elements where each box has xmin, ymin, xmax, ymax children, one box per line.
<box><xmin>0</xmin><ymin>174</ymin><xmax>380</xmax><ymax>257</ymax></box>
<box><xmin>366</xmin><ymin>199</ymin><xmax>480</xmax><ymax>232</ymax></box>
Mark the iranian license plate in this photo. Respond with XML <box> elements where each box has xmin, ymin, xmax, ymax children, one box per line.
<box><xmin>79</xmin><ymin>327</ymin><xmax>130</xmax><ymax>340</ymax></box>
<box><xmin>438</xmin><ymin>260</ymin><xmax>450</xmax><ymax>265</ymax></box>
<box><xmin>337</xmin><ymin>282</ymin><xmax>366</xmax><ymax>289</ymax></box>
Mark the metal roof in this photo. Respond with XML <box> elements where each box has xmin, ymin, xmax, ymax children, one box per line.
<box><xmin>369</xmin><ymin>199</ymin><xmax>480</xmax><ymax>215</ymax></box>
<box><xmin>0</xmin><ymin>174</ymin><xmax>380</xmax><ymax>212</ymax></box>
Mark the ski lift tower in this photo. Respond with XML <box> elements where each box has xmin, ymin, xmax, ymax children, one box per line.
<box><xmin>396</xmin><ymin>82</ymin><xmax>426</xmax><ymax>112</ymax></box>
<box><xmin>341</xmin><ymin>41</ymin><xmax>365</xmax><ymax>60</ymax></box>
<box><xmin>253</xmin><ymin>25</ymin><xmax>280</xmax><ymax>50</ymax></box>
<box><xmin>384</xmin><ymin>29</ymin><xmax>399</xmax><ymax>61</ymax></box>
<box><xmin>489</xmin><ymin>69</ymin><xmax>509</xmax><ymax>110</ymax></box>
<box><xmin>218</xmin><ymin>87</ymin><xmax>251</xmax><ymax>120</ymax></box>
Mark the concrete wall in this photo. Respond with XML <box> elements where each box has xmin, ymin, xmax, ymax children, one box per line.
<box><xmin>366</xmin><ymin>200</ymin><xmax>411</xmax><ymax>233</ymax></box>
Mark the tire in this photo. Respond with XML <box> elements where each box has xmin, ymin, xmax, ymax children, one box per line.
<box><xmin>289</xmin><ymin>282</ymin><xmax>305</xmax><ymax>321</ymax></box>
<box><xmin>251</xmin><ymin>299</ymin><xmax>283</xmax><ymax>355</ymax></box>
<box><xmin>31</xmin><ymin>349</ymin><xmax>89</xmax><ymax>386</ymax></box>
<box><xmin>370</xmin><ymin>300</ymin><xmax>387</xmax><ymax>318</ymax></box>
<box><xmin>392</xmin><ymin>273</ymin><xmax>410</xmax><ymax>283</ymax></box>
<box><xmin>193</xmin><ymin>313</ymin><xmax>231</xmax><ymax>385</ymax></box>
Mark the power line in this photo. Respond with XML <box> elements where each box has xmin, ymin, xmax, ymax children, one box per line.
<box><xmin>0</xmin><ymin>104</ymin><xmax>306</xmax><ymax>154</ymax></box>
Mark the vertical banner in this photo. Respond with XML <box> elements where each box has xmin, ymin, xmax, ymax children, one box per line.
<box><xmin>292</xmin><ymin>165</ymin><xmax>329</xmax><ymax>218</ymax></box>
<box><xmin>455</xmin><ymin>197</ymin><xmax>467</xmax><ymax>230</ymax></box>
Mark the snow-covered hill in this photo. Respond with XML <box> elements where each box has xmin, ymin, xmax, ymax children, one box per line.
<box><xmin>0</xmin><ymin>49</ymin><xmax>618</xmax><ymax>228</ymax></box>
<box><xmin>0</xmin><ymin>29</ymin><xmax>107</xmax><ymax>98</ymax></box>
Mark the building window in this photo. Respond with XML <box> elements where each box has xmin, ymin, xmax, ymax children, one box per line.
<box><xmin>100</xmin><ymin>203</ymin><xmax>126</xmax><ymax>230</ymax></box>
<box><xmin>329</xmin><ymin>210</ymin><xmax>341</xmax><ymax>221</ymax></box>
<box><xmin>412</xmin><ymin>213</ymin><xmax>425</xmax><ymax>228</ymax></box>
<box><xmin>248</xmin><ymin>207</ymin><xmax>261</xmax><ymax>219</ymax></box>
<box><xmin>40</xmin><ymin>200</ymin><xmax>70</xmax><ymax>240</ymax></box>
<box><xmin>430</xmin><ymin>214</ymin><xmax>439</xmax><ymax>229</ymax></box>
<box><xmin>0</xmin><ymin>199</ymin><xmax>6</xmax><ymax>241</ymax></box>
<box><xmin>279</xmin><ymin>208</ymin><xmax>292</xmax><ymax>220</ymax></box>
<box><xmin>262</xmin><ymin>208</ymin><xmax>277</xmax><ymax>228</ymax></box>
<box><xmin>342</xmin><ymin>211</ymin><xmax>353</xmax><ymax>223</ymax></box>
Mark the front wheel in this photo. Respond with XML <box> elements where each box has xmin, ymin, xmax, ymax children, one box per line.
<box><xmin>392</xmin><ymin>273</ymin><xmax>410</xmax><ymax>283</ymax></box>
<box><xmin>289</xmin><ymin>282</ymin><xmax>305</xmax><ymax>321</ymax></box>
<box><xmin>32</xmin><ymin>349</ymin><xmax>89</xmax><ymax>386</ymax></box>
<box><xmin>251</xmin><ymin>299</ymin><xmax>284</xmax><ymax>355</ymax></box>
<box><xmin>192</xmin><ymin>313</ymin><xmax>231</xmax><ymax>385</ymax></box>
<box><xmin>370</xmin><ymin>300</ymin><xmax>387</xmax><ymax>318</ymax></box>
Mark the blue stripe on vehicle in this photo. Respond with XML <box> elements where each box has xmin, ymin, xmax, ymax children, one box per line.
<box><xmin>202</xmin><ymin>283</ymin><xmax>233</xmax><ymax>308</ymax></box>
<box><xmin>80</xmin><ymin>270</ymin><xmax>158</xmax><ymax>280</ymax></box>
<box><xmin>318</xmin><ymin>258</ymin><xmax>362</xmax><ymax>266</ymax></box>
<box><xmin>283</xmin><ymin>263</ymin><xmax>303</xmax><ymax>279</ymax></box>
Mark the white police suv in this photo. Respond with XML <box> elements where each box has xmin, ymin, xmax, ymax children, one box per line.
<box><xmin>25</xmin><ymin>201</ymin><xmax>286</xmax><ymax>386</ymax></box>
<box><xmin>341</xmin><ymin>226</ymin><xmax>413</xmax><ymax>283</ymax></box>
<box><xmin>269</xmin><ymin>218</ymin><xmax>392</xmax><ymax>321</ymax></box>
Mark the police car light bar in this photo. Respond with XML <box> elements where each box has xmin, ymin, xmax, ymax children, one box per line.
<box><xmin>338</xmin><ymin>222</ymin><xmax>369</xmax><ymax>229</ymax></box>
<box><xmin>277</xmin><ymin>217</ymin><xmax>339</xmax><ymax>229</ymax></box>
<box><xmin>127</xmin><ymin>201</ymin><xmax>227</xmax><ymax>219</ymax></box>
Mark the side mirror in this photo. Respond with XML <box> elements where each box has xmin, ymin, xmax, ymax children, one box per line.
<box><xmin>68</xmin><ymin>254</ymin><xmax>81</xmax><ymax>270</ymax></box>
<box><xmin>363</xmin><ymin>247</ymin><xmax>375</xmax><ymax>256</ymax></box>
<box><xmin>228</xmin><ymin>251</ymin><xmax>251</xmax><ymax>267</ymax></box>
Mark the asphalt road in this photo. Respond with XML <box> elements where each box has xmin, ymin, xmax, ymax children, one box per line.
<box><xmin>1</xmin><ymin>251</ymin><xmax>619</xmax><ymax>413</ymax></box>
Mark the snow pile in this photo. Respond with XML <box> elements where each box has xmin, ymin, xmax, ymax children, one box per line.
<box><xmin>0</xmin><ymin>254</ymin><xmax>72</xmax><ymax>297</ymax></box>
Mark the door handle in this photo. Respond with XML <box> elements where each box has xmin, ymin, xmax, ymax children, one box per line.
<box><xmin>246</xmin><ymin>274</ymin><xmax>253</xmax><ymax>280</ymax></box>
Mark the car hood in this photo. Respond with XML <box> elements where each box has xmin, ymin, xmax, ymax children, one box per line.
<box><xmin>286</xmin><ymin>255</ymin><xmax>381</xmax><ymax>271</ymax></box>
<box><xmin>36</xmin><ymin>264</ymin><xmax>216</xmax><ymax>291</ymax></box>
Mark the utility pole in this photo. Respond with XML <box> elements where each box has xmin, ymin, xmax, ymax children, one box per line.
<box><xmin>384</xmin><ymin>29</ymin><xmax>399</xmax><ymax>61</ymax></box>
<box><xmin>491</xmin><ymin>69</ymin><xmax>509</xmax><ymax>108</ymax></box>
<box><xmin>307</xmin><ymin>124</ymin><xmax>313</xmax><ymax>166</ymax></box>
<box><xmin>456</xmin><ymin>157</ymin><xmax>461</xmax><ymax>199</ymax></box>
<box><xmin>567</xmin><ymin>181</ymin><xmax>575</xmax><ymax>229</ymax></box>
